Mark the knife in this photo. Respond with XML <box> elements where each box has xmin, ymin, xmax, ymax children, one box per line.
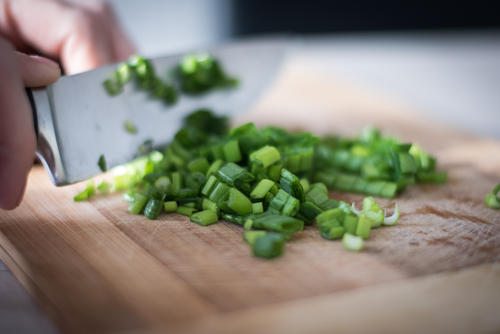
<box><xmin>26</xmin><ymin>38</ymin><xmax>286</xmax><ymax>186</ymax></box>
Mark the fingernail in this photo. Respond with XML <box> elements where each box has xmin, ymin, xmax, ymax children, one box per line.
<box><xmin>29</xmin><ymin>55</ymin><xmax>59</xmax><ymax>68</ymax></box>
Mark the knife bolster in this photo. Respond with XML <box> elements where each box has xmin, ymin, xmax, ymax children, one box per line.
<box><xmin>30</xmin><ymin>88</ymin><xmax>68</xmax><ymax>186</ymax></box>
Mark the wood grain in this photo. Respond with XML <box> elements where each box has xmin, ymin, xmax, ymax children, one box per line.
<box><xmin>0</xmin><ymin>56</ymin><xmax>499</xmax><ymax>333</ymax></box>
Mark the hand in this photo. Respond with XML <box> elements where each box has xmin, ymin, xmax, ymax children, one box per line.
<box><xmin>0</xmin><ymin>0</ymin><xmax>135</xmax><ymax>209</ymax></box>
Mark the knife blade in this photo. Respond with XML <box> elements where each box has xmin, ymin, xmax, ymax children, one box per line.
<box><xmin>28</xmin><ymin>38</ymin><xmax>286</xmax><ymax>186</ymax></box>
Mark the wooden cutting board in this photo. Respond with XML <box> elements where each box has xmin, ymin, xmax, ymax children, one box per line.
<box><xmin>1</xmin><ymin>56</ymin><xmax>499</xmax><ymax>334</ymax></box>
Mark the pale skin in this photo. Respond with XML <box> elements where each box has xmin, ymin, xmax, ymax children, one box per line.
<box><xmin>0</xmin><ymin>0</ymin><xmax>134</xmax><ymax>209</ymax></box>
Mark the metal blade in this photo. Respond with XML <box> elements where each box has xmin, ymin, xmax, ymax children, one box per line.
<box><xmin>33</xmin><ymin>37</ymin><xmax>287</xmax><ymax>185</ymax></box>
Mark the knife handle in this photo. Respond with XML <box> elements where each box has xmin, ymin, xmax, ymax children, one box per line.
<box><xmin>25</xmin><ymin>87</ymin><xmax>66</xmax><ymax>186</ymax></box>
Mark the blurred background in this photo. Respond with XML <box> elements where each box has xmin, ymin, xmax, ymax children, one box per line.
<box><xmin>106</xmin><ymin>0</ymin><xmax>500</xmax><ymax>139</ymax></box>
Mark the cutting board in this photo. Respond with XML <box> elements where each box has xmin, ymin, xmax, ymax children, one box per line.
<box><xmin>1</xmin><ymin>56</ymin><xmax>499</xmax><ymax>334</ymax></box>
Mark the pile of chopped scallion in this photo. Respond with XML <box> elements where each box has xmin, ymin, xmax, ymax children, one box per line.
<box><xmin>75</xmin><ymin>109</ymin><xmax>447</xmax><ymax>259</ymax></box>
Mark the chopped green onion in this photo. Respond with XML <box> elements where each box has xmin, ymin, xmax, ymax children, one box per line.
<box><xmin>383</xmin><ymin>204</ymin><xmax>400</xmax><ymax>225</ymax></box>
<box><xmin>144</xmin><ymin>198</ymin><xmax>163</xmax><ymax>220</ymax></box>
<box><xmin>206</xmin><ymin>159</ymin><xmax>224</xmax><ymax>177</ymax></box>
<box><xmin>73</xmin><ymin>180</ymin><xmax>96</xmax><ymax>202</ymax></box>
<box><xmin>252</xmin><ymin>202</ymin><xmax>264</xmax><ymax>214</ymax></box>
<box><xmin>98</xmin><ymin>154</ymin><xmax>107</xmax><ymax>172</ymax></box>
<box><xmin>224</xmin><ymin>188</ymin><xmax>252</xmax><ymax>215</ymax></box>
<box><xmin>223</xmin><ymin>139</ymin><xmax>242</xmax><ymax>163</ymax></box>
<box><xmin>176</xmin><ymin>206</ymin><xmax>196</xmax><ymax>217</ymax></box>
<box><xmin>128</xmin><ymin>193</ymin><xmax>148</xmax><ymax>214</ymax></box>
<box><xmin>154</xmin><ymin>176</ymin><xmax>171</xmax><ymax>192</ymax></box>
<box><xmin>300</xmin><ymin>178</ymin><xmax>310</xmax><ymax>193</ymax></box>
<box><xmin>244</xmin><ymin>219</ymin><xmax>253</xmax><ymax>230</ymax></box>
<box><xmin>202</xmin><ymin>198</ymin><xmax>218</xmax><ymax>212</ymax></box>
<box><xmin>355</xmin><ymin>213</ymin><xmax>371</xmax><ymax>239</ymax></box>
<box><xmin>280</xmin><ymin>168</ymin><xmax>305</xmax><ymax>202</ymax></box>
<box><xmin>187</xmin><ymin>157</ymin><xmax>210</xmax><ymax>174</ymax></box>
<box><xmin>243</xmin><ymin>230</ymin><xmax>267</xmax><ymax>245</ymax></box>
<box><xmin>97</xmin><ymin>180</ymin><xmax>112</xmax><ymax>194</ymax></box>
<box><xmin>485</xmin><ymin>184</ymin><xmax>500</xmax><ymax>210</ymax></box>
<box><xmin>250</xmin><ymin>145</ymin><xmax>281</xmax><ymax>168</ymax></box>
<box><xmin>351</xmin><ymin>202</ymin><xmax>361</xmax><ymax>216</ymax></box>
<box><xmin>190</xmin><ymin>209</ymin><xmax>218</xmax><ymax>226</ymax></box>
<box><xmin>124</xmin><ymin>120</ymin><xmax>138</xmax><ymax>134</ymax></box>
<box><xmin>83</xmin><ymin>110</ymin><xmax>428</xmax><ymax>259</ymax></box>
<box><xmin>252</xmin><ymin>232</ymin><xmax>285</xmax><ymax>259</ymax></box>
<box><xmin>342</xmin><ymin>233</ymin><xmax>364</xmax><ymax>251</ymax></box>
<box><xmin>250</xmin><ymin>179</ymin><xmax>275</xmax><ymax>200</ymax></box>
<box><xmin>164</xmin><ymin>201</ymin><xmax>178</xmax><ymax>213</ymax></box>
<box><xmin>362</xmin><ymin>196</ymin><xmax>384</xmax><ymax>228</ymax></box>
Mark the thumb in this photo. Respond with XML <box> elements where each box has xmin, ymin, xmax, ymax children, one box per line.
<box><xmin>15</xmin><ymin>51</ymin><xmax>61</xmax><ymax>87</ymax></box>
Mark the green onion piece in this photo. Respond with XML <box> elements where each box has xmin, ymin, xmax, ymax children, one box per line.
<box><xmin>73</xmin><ymin>189</ymin><xmax>89</xmax><ymax>202</ymax></box>
<box><xmin>343</xmin><ymin>215</ymin><xmax>358</xmax><ymax>234</ymax></box>
<box><xmin>299</xmin><ymin>201</ymin><xmax>323</xmax><ymax>222</ymax></box>
<box><xmin>355</xmin><ymin>213</ymin><xmax>371</xmax><ymax>239</ymax></box>
<box><xmin>351</xmin><ymin>202</ymin><xmax>361</xmax><ymax>216</ymax></box>
<box><xmin>217</xmin><ymin>162</ymin><xmax>254</xmax><ymax>191</ymax></box>
<box><xmin>267</xmin><ymin>163</ymin><xmax>282</xmax><ymax>182</ymax></box>
<box><xmin>252</xmin><ymin>214</ymin><xmax>304</xmax><ymax>234</ymax></box>
<box><xmin>154</xmin><ymin>176</ymin><xmax>171</xmax><ymax>192</ymax></box>
<box><xmin>252</xmin><ymin>202</ymin><xmax>264</xmax><ymax>214</ymax></box>
<box><xmin>280</xmin><ymin>168</ymin><xmax>305</xmax><ymax>202</ymax></box>
<box><xmin>202</xmin><ymin>198</ymin><xmax>218</xmax><ymax>212</ymax></box>
<box><xmin>103</xmin><ymin>72</ymin><xmax>123</xmax><ymax>96</ymax></box>
<box><xmin>223</xmin><ymin>139</ymin><xmax>242</xmax><ymax>163</ymax></box>
<box><xmin>244</xmin><ymin>219</ymin><xmax>253</xmax><ymax>230</ymax></box>
<box><xmin>220</xmin><ymin>212</ymin><xmax>246</xmax><ymax>225</ymax></box>
<box><xmin>187</xmin><ymin>157</ymin><xmax>210</xmax><ymax>174</ymax></box>
<box><xmin>208</xmin><ymin>182</ymin><xmax>231</xmax><ymax>205</ymax></box>
<box><xmin>269</xmin><ymin>189</ymin><xmax>290</xmax><ymax>212</ymax></box>
<box><xmin>124</xmin><ymin>120</ymin><xmax>138</xmax><ymax>134</ymax></box>
<box><xmin>362</xmin><ymin>196</ymin><xmax>384</xmax><ymax>228</ymax></box>
<box><xmin>73</xmin><ymin>180</ymin><xmax>96</xmax><ymax>202</ymax></box>
<box><xmin>300</xmin><ymin>178</ymin><xmax>310</xmax><ymax>193</ymax></box>
<box><xmin>485</xmin><ymin>184</ymin><xmax>500</xmax><ymax>209</ymax></box>
<box><xmin>243</xmin><ymin>231</ymin><xmax>267</xmax><ymax>246</ymax></box>
<box><xmin>252</xmin><ymin>232</ymin><xmax>285</xmax><ymax>259</ymax></box>
<box><xmin>171</xmin><ymin>172</ymin><xmax>182</xmax><ymax>191</ymax></box>
<box><xmin>342</xmin><ymin>233</ymin><xmax>364</xmax><ymax>251</ymax></box>
<box><xmin>201</xmin><ymin>175</ymin><xmax>218</xmax><ymax>196</ymax></box>
<box><xmin>97</xmin><ymin>180</ymin><xmax>112</xmax><ymax>194</ymax></box>
<box><xmin>128</xmin><ymin>193</ymin><xmax>148</xmax><ymax>214</ymax></box>
<box><xmin>116</xmin><ymin>62</ymin><xmax>132</xmax><ymax>84</ymax></box>
<box><xmin>316</xmin><ymin>208</ymin><xmax>344</xmax><ymax>226</ymax></box>
<box><xmin>485</xmin><ymin>194</ymin><xmax>500</xmax><ymax>209</ymax></box>
<box><xmin>282</xmin><ymin>196</ymin><xmax>300</xmax><ymax>216</ymax></box>
<box><xmin>319</xmin><ymin>224</ymin><xmax>345</xmax><ymax>240</ymax></box>
<box><xmin>224</xmin><ymin>188</ymin><xmax>252</xmax><ymax>215</ymax></box>
<box><xmin>206</xmin><ymin>159</ymin><xmax>224</xmax><ymax>177</ymax></box>
<box><xmin>250</xmin><ymin>179</ymin><xmax>275</xmax><ymax>200</ymax></box>
<box><xmin>144</xmin><ymin>198</ymin><xmax>163</xmax><ymax>220</ymax></box>
<box><xmin>190</xmin><ymin>209</ymin><xmax>218</xmax><ymax>226</ymax></box>
<box><xmin>184</xmin><ymin>202</ymin><xmax>196</xmax><ymax>208</ymax></box>
<box><xmin>98</xmin><ymin>154</ymin><xmax>107</xmax><ymax>172</ymax></box>
<box><xmin>164</xmin><ymin>201</ymin><xmax>178</xmax><ymax>213</ymax></box>
<box><xmin>250</xmin><ymin>145</ymin><xmax>281</xmax><ymax>168</ymax></box>
<box><xmin>383</xmin><ymin>204</ymin><xmax>400</xmax><ymax>225</ymax></box>
<box><xmin>176</xmin><ymin>206</ymin><xmax>196</xmax><ymax>216</ymax></box>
